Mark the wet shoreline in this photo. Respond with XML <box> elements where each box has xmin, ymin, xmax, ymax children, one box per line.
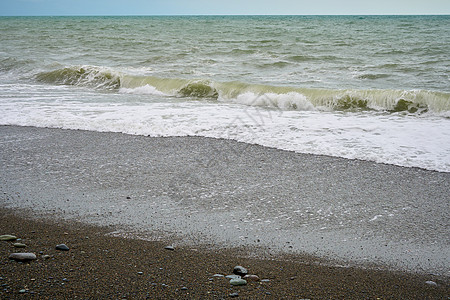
<box><xmin>1</xmin><ymin>125</ymin><xmax>449</xmax><ymax>277</ymax></box>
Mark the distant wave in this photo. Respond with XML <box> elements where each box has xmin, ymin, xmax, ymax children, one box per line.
<box><xmin>35</xmin><ymin>65</ymin><xmax>450</xmax><ymax>114</ymax></box>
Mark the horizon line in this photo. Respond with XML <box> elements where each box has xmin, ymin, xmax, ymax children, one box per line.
<box><xmin>1</xmin><ymin>13</ymin><xmax>450</xmax><ymax>17</ymax></box>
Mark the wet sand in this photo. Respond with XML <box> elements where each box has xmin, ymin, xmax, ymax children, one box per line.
<box><xmin>0</xmin><ymin>125</ymin><xmax>449</xmax><ymax>298</ymax></box>
<box><xmin>1</xmin><ymin>208</ymin><xmax>448</xmax><ymax>299</ymax></box>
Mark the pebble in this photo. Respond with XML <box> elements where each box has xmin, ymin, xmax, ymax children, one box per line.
<box><xmin>425</xmin><ymin>280</ymin><xmax>438</xmax><ymax>287</ymax></box>
<box><xmin>0</xmin><ymin>235</ymin><xmax>17</xmax><ymax>241</ymax></box>
<box><xmin>42</xmin><ymin>255</ymin><xmax>51</xmax><ymax>259</ymax></box>
<box><xmin>229</xmin><ymin>292</ymin><xmax>239</xmax><ymax>297</ymax></box>
<box><xmin>137</xmin><ymin>272</ymin><xmax>143</xmax><ymax>275</ymax></box>
<box><xmin>243</xmin><ymin>274</ymin><xmax>260</xmax><ymax>281</ymax></box>
<box><xmin>55</xmin><ymin>244</ymin><xmax>69</xmax><ymax>251</ymax></box>
<box><xmin>213</xmin><ymin>274</ymin><xmax>225</xmax><ymax>277</ymax></box>
<box><xmin>233</xmin><ymin>266</ymin><xmax>248</xmax><ymax>276</ymax></box>
<box><xmin>230</xmin><ymin>278</ymin><xmax>247</xmax><ymax>286</ymax></box>
<box><xmin>13</xmin><ymin>243</ymin><xmax>26</xmax><ymax>248</ymax></box>
<box><xmin>19</xmin><ymin>289</ymin><xmax>26</xmax><ymax>294</ymax></box>
<box><xmin>8</xmin><ymin>253</ymin><xmax>37</xmax><ymax>262</ymax></box>
<box><xmin>260</xmin><ymin>279</ymin><xmax>270</xmax><ymax>282</ymax></box>
<box><xmin>225</xmin><ymin>275</ymin><xmax>241</xmax><ymax>279</ymax></box>
<box><xmin>164</xmin><ymin>246</ymin><xmax>175</xmax><ymax>251</ymax></box>
<box><xmin>180</xmin><ymin>287</ymin><xmax>188</xmax><ymax>290</ymax></box>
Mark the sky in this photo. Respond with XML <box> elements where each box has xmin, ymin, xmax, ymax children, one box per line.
<box><xmin>1</xmin><ymin>0</ymin><xmax>450</xmax><ymax>16</ymax></box>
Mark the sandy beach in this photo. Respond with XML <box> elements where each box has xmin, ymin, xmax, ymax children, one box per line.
<box><xmin>1</xmin><ymin>125</ymin><xmax>449</xmax><ymax>298</ymax></box>
<box><xmin>1</xmin><ymin>208</ymin><xmax>448</xmax><ymax>299</ymax></box>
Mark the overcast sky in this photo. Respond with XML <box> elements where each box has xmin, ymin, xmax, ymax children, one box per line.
<box><xmin>1</xmin><ymin>0</ymin><xmax>450</xmax><ymax>16</ymax></box>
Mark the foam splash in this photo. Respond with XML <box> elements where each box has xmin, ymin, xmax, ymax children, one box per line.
<box><xmin>224</xmin><ymin>91</ymin><xmax>316</xmax><ymax>111</ymax></box>
<box><xmin>119</xmin><ymin>84</ymin><xmax>167</xmax><ymax>96</ymax></box>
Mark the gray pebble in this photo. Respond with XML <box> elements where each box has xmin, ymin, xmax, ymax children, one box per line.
<box><xmin>8</xmin><ymin>253</ymin><xmax>37</xmax><ymax>262</ymax></box>
<box><xmin>55</xmin><ymin>244</ymin><xmax>69</xmax><ymax>251</ymax></box>
<box><xmin>164</xmin><ymin>246</ymin><xmax>175</xmax><ymax>251</ymax></box>
<box><xmin>230</xmin><ymin>278</ymin><xmax>247</xmax><ymax>286</ymax></box>
<box><xmin>425</xmin><ymin>280</ymin><xmax>438</xmax><ymax>287</ymax></box>
<box><xmin>229</xmin><ymin>292</ymin><xmax>239</xmax><ymax>297</ymax></box>
<box><xmin>0</xmin><ymin>235</ymin><xmax>17</xmax><ymax>241</ymax></box>
<box><xmin>233</xmin><ymin>265</ymin><xmax>248</xmax><ymax>276</ymax></box>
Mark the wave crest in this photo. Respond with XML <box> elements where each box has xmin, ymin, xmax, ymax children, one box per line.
<box><xmin>34</xmin><ymin>65</ymin><xmax>450</xmax><ymax>114</ymax></box>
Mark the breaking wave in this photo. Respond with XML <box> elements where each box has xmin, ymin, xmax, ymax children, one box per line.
<box><xmin>36</xmin><ymin>66</ymin><xmax>121</xmax><ymax>90</ymax></box>
<box><xmin>35</xmin><ymin>65</ymin><xmax>450</xmax><ymax>114</ymax></box>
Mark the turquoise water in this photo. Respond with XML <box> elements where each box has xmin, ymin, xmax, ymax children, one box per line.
<box><xmin>1</xmin><ymin>16</ymin><xmax>449</xmax><ymax>170</ymax></box>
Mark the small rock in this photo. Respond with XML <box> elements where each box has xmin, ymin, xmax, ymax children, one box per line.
<box><xmin>225</xmin><ymin>275</ymin><xmax>241</xmax><ymax>279</ymax></box>
<box><xmin>0</xmin><ymin>235</ymin><xmax>17</xmax><ymax>241</ymax></box>
<box><xmin>137</xmin><ymin>272</ymin><xmax>143</xmax><ymax>275</ymax></box>
<box><xmin>55</xmin><ymin>244</ymin><xmax>69</xmax><ymax>251</ymax></box>
<box><xmin>233</xmin><ymin>266</ymin><xmax>248</xmax><ymax>276</ymax></box>
<box><xmin>19</xmin><ymin>289</ymin><xmax>26</xmax><ymax>294</ymax></box>
<box><xmin>213</xmin><ymin>274</ymin><xmax>225</xmax><ymax>277</ymax></box>
<box><xmin>230</xmin><ymin>278</ymin><xmax>247</xmax><ymax>286</ymax></box>
<box><xmin>180</xmin><ymin>287</ymin><xmax>188</xmax><ymax>291</ymax></box>
<box><xmin>243</xmin><ymin>274</ymin><xmax>260</xmax><ymax>282</ymax></box>
<box><xmin>9</xmin><ymin>253</ymin><xmax>37</xmax><ymax>262</ymax></box>
<box><xmin>260</xmin><ymin>279</ymin><xmax>270</xmax><ymax>282</ymax></box>
<box><xmin>13</xmin><ymin>243</ymin><xmax>26</xmax><ymax>248</ymax></box>
<box><xmin>425</xmin><ymin>280</ymin><xmax>438</xmax><ymax>287</ymax></box>
<box><xmin>229</xmin><ymin>292</ymin><xmax>239</xmax><ymax>297</ymax></box>
<box><xmin>164</xmin><ymin>246</ymin><xmax>175</xmax><ymax>251</ymax></box>
<box><xmin>42</xmin><ymin>255</ymin><xmax>51</xmax><ymax>260</ymax></box>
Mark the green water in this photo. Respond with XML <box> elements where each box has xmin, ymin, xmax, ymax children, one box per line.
<box><xmin>1</xmin><ymin>15</ymin><xmax>449</xmax><ymax>91</ymax></box>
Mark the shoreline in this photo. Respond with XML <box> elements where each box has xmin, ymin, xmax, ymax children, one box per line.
<box><xmin>1</xmin><ymin>207</ymin><xmax>448</xmax><ymax>299</ymax></box>
<box><xmin>1</xmin><ymin>125</ymin><xmax>449</xmax><ymax>285</ymax></box>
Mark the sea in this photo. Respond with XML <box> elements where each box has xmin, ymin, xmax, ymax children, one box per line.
<box><xmin>0</xmin><ymin>15</ymin><xmax>449</xmax><ymax>171</ymax></box>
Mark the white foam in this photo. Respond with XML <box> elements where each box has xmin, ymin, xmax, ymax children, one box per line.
<box><xmin>119</xmin><ymin>84</ymin><xmax>167</xmax><ymax>96</ymax></box>
<box><xmin>221</xmin><ymin>92</ymin><xmax>316</xmax><ymax>111</ymax></box>
<box><xmin>1</xmin><ymin>84</ymin><xmax>449</xmax><ymax>172</ymax></box>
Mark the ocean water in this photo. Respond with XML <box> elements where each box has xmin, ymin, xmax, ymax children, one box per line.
<box><xmin>0</xmin><ymin>15</ymin><xmax>449</xmax><ymax>171</ymax></box>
